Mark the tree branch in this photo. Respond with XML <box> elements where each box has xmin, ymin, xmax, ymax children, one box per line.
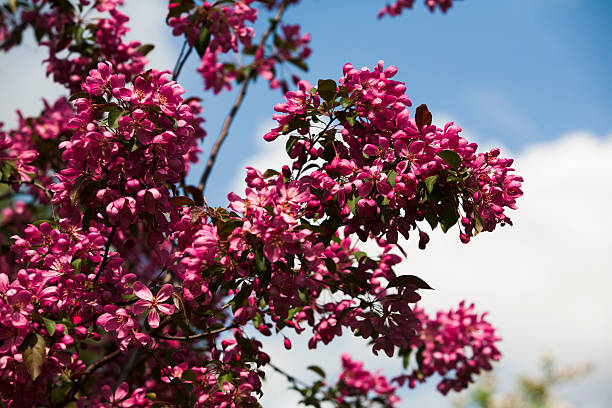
<box><xmin>150</xmin><ymin>323</ymin><xmax>236</xmax><ymax>341</ymax></box>
<box><xmin>93</xmin><ymin>225</ymin><xmax>117</xmax><ymax>283</ymax></box>
<box><xmin>198</xmin><ymin>0</ymin><xmax>290</xmax><ymax>192</ymax></box>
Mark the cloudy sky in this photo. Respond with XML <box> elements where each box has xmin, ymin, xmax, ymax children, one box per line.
<box><xmin>1</xmin><ymin>0</ymin><xmax>611</xmax><ymax>406</ymax></box>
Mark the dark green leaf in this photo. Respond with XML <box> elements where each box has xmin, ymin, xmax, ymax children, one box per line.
<box><xmin>387</xmin><ymin>275</ymin><xmax>434</xmax><ymax>290</ymax></box>
<box><xmin>307</xmin><ymin>365</ymin><xmax>326</xmax><ymax>378</ymax></box>
<box><xmin>21</xmin><ymin>333</ymin><xmax>45</xmax><ymax>380</ymax></box>
<box><xmin>436</xmin><ymin>150</ymin><xmax>462</xmax><ymax>170</ymax></box>
<box><xmin>424</xmin><ymin>207</ymin><xmax>438</xmax><ymax>230</ymax></box>
<box><xmin>69</xmin><ymin>91</ymin><xmax>89</xmax><ymax>101</ymax></box>
<box><xmin>440</xmin><ymin>200</ymin><xmax>458</xmax><ymax>233</ymax></box>
<box><xmin>232</xmin><ymin>283</ymin><xmax>251</xmax><ymax>312</ymax></box>
<box><xmin>285</xmin><ymin>135</ymin><xmax>299</xmax><ymax>154</ymax></box>
<box><xmin>317</xmin><ymin>79</ymin><xmax>337</xmax><ymax>102</ymax></box>
<box><xmin>195</xmin><ymin>27</ymin><xmax>211</xmax><ymax>58</ymax></box>
<box><xmin>217</xmin><ymin>219</ymin><xmax>243</xmax><ymax>240</ymax></box>
<box><xmin>323</xmin><ymin>258</ymin><xmax>336</xmax><ymax>275</ymax></box>
<box><xmin>136</xmin><ymin>44</ymin><xmax>155</xmax><ymax>56</ymax></box>
<box><xmin>287</xmin><ymin>57</ymin><xmax>308</xmax><ymax>71</ymax></box>
<box><xmin>181</xmin><ymin>369</ymin><xmax>198</xmax><ymax>382</ymax></box>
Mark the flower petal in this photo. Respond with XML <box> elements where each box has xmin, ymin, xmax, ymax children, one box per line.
<box><xmin>133</xmin><ymin>281</ymin><xmax>153</xmax><ymax>301</ymax></box>
<box><xmin>156</xmin><ymin>304</ymin><xmax>175</xmax><ymax>315</ymax></box>
<box><xmin>156</xmin><ymin>284</ymin><xmax>174</xmax><ymax>302</ymax></box>
<box><xmin>147</xmin><ymin>309</ymin><xmax>160</xmax><ymax>328</ymax></box>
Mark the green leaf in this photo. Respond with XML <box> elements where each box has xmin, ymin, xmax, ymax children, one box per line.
<box><xmin>217</xmin><ymin>373</ymin><xmax>233</xmax><ymax>390</ymax></box>
<box><xmin>425</xmin><ymin>175</ymin><xmax>439</xmax><ymax>193</ymax></box>
<box><xmin>217</xmin><ymin>219</ymin><xmax>243</xmax><ymax>240</ymax></box>
<box><xmin>387</xmin><ymin>170</ymin><xmax>398</xmax><ymax>188</ymax></box>
<box><xmin>255</xmin><ymin>248</ymin><xmax>267</xmax><ymax>272</ymax></box>
<box><xmin>82</xmin><ymin>206</ymin><xmax>95</xmax><ymax>232</ymax></box>
<box><xmin>195</xmin><ymin>27</ymin><xmax>211</xmax><ymax>58</ymax></box>
<box><xmin>69</xmin><ymin>91</ymin><xmax>89</xmax><ymax>101</ymax></box>
<box><xmin>424</xmin><ymin>207</ymin><xmax>438</xmax><ymax>230</ymax></box>
<box><xmin>317</xmin><ymin>79</ymin><xmax>337</xmax><ymax>102</ymax></box>
<box><xmin>262</xmin><ymin>169</ymin><xmax>280</xmax><ymax>178</ymax></box>
<box><xmin>285</xmin><ymin>135</ymin><xmax>299</xmax><ymax>154</ymax></box>
<box><xmin>106</xmin><ymin>106</ymin><xmax>123</xmax><ymax>129</ymax></box>
<box><xmin>74</xmin><ymin>25</ymin><xmax>84</xmax><ymax>46</ymax></box>
<box><xmin>232</xmin><ymin>283</ymin><xmax>251</xmax><ymax>312</ymax></box>
<box><xmin>347</xmin><ymin>195</ymin><xmax>358</xmax><ymax>215</ymax></box>
<box><xmin>307</xmin><ymin>365</ymin><xmax>326</xmax><ymax>378</ymax></box>
<box><xmin>340</xmin><ymin>97</ymin><xmax>352</xmax><ymax>108</ymax></box>
<box><xmin>42</xmin><ymin>317</ymin><xmax>56</xmax><ymax>337</ymax></box>
<box><xmin>181</xmin><ymin>369</ymin><xmax>198</xmax><ymax>382</ymax></box>
<box><xmin>287</xmin><ymin>57</ymin><xmax>308</xmax><ymax>71</ymax></box>
<box><xmin>72</xmin><ymin>258</ymin><xmax>83</xmax><ymax>275</ymax></box>
<box><xmin>436</xmin><ymin>150</ymin><xmax>462</xmax><ymax>170</ymax></box>
<box><xmin>21</xmin><ymin>333</ymin><xmax>46</xmax><ymax>380</ymax></box>
<box><xmin>354</xmin><ymin>251</ymin><xmax>367</xmax><ymax>262</ymax></box>
<box><xmin>440</xmin><ymin>200</ymin><xmax>459</xmax><ymax>233</ymax></box>
<box><xmin>474</xmin><ymin>213</ymin><xmax>484</xmax><ymax>236</ymax></box>
<box><xmin>346</xmin><ymin>113</ymin><xmax>357</xmax><ymax>127</ymax></box>
<box><xmin>323</xmin><ymin>258</ymin><xmax>337</xmax><ymax>275</ymax></box>
<box><xmin>387</xmin><ymin>275</ymin><xmax>434</xmax><ymax>290</ymax></box>
<box><xmin>136</xmin><ymin>44</ymin><xmax>155</xmax><ymax>56</ymax></box>
<box><xmin>402</xmin><ymin>348</ymin><xmax>413</xmax><ymax>369</ymax></box>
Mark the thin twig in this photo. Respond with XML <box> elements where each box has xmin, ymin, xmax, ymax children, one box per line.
<box><xmin>173</xmin><ymin>43</ymin><xmax>194</xmax><ymax>81</ymax></box>
<box><xmin>93</xmin><ymin>225</ymin><xmax>117</xmax><ymax>283</ymax></box>
<box><xmin>58</xmin><ymin>348</ymin><xmax>121</xmax><ymax>407</ymax></box>
<box><xmin>198</xmin><ymin>0</ymin><xmax>290</xmax><ymax>192</ymax></box>
<box><xmin>268</xmin><ymin>361</ymin><xmax>311</xmax><ymax>388</ymax></box>
<box><xmin>150</xmin><ymin>324</ymin><xmax>236</xmax><ymax>341</ymax></box>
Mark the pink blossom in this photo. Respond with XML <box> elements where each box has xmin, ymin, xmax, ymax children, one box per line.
<box><xmin>132</xmin><ymin>282</ymin><xmax>175</xmax><ymax>328</ymax></box>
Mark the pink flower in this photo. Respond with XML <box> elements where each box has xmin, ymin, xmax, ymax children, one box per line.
<box><xmin>132</xmin><ymin>282</ymin><xmax>175</xmax><ymax>328</ymax></box>
<box><xmin>96</xmin><ymin>305</ymin><xmax>134</xmax><ymax>339</ymax></box>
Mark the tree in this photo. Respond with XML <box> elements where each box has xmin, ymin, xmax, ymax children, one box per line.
<box><xmin>0</xmin><ymin>0</ymin><xmax>523</xmax><ymax>406</ymax></box>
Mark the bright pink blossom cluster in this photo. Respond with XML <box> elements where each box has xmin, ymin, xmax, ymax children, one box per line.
<box><xmin>378</xmin><ymin>0</ymin><xmax>455</xmax><ymax>17</ymax></box>
<box><xmin>265</xmin><ymin>61</ymin><xmax>523</xmax><ymax>246</ymax></box>
<box><xmin>394</xmin><ymin>302</ymin><xmax>501</xmax><ymax>394</ymax></box>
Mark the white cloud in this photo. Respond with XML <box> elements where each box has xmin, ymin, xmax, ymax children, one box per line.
<box><xmin>0</xmin><ymin>0</ymin><xmax>176</xmax><ymax>128</ymax></box>
<box><xmin>235</xmin><ymin>126</ymin><xmax>612</xmax><ymax>407</ymax></box>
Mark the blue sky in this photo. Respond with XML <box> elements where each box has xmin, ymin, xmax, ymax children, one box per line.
<box><xmin>183</xmin><ymin>0</ymin><xmax>612</xmax><ymax>204</ymax></box>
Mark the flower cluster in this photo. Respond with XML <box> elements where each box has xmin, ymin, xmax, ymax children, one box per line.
<box><xmin>1</xmin><ymin>1</ymin><xmax>149</xmax><ymax>92</ymax></box>
<box><xmin>0</xmin><ymin>2</ymin><xmax>517</xmax><ymax>406</ymax></box>
<box><xmin>264</xmin><ymin>61</ymin><xmax>523</xmax><ymax>246</ymax></box>
<box><xmin>337</xmin><ymin>354</ymin><xmax>401</xmax><ymax>407</ymax></box>
<box><xmin>169</xmin><ymin>0</ymin><xmax>311</xmax><ymax>93</ymax></box>
<box><xmin>394</xmin><ymin>302</ymin><xmax>502</xmax><ymax>394</ymax></box>
<box><xmin>378</xmin><ymin>0</ymin><xmax>455</xmax><ymax>17</ymax></box>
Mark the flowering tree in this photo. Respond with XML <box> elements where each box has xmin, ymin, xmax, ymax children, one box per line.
<box><xmin>0</xmin><ymin>0</ymin><xmax>524</xmax><ymax>407</ymax></box>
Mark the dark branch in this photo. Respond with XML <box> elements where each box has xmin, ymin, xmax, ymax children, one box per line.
<box><xmin>198</xmin><ymin>0</ymin><xmax>290</xmax><ymax>192</ymax></box>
